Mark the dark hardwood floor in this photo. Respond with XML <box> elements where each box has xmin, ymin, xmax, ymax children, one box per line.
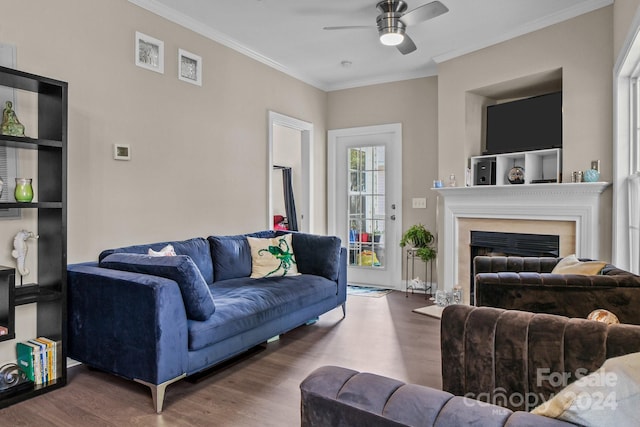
<box><xmin>0</xmin><ymin>291</ymin><xmax>441</xmax><ymax>426</ymax></box>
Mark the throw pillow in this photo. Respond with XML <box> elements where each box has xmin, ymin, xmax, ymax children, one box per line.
<box><xmin>290</xmin><ymin>233</ymin><xmax>342</xmax><ymax>280</ymax></box>
<box><xmin>100</xmin><ymin>253</ymin><xmax>216</xmax><ymax>321</ymax></box>
<box><xmin>531</xmin><ymin>352</ymin><xmax>640</xmax><ymax>426</ymax></box>
<box><xmin>247</xmin><ymin>234</ymin><xmax>300</xmax><ymax>278</ymax></box>
<box><xmin>551</xmin><ymin>254</ymin><xmax>607</xmax><ymax>275</ymax></box>
<box><xmin>587</xmin><ymin>309</ymin><xmax>620</xmax><ymax>325</ymax></box>
<box><xmin>148</xmin><ymin>244</ymin><xmax>176</xmax><ymax>257</ymax></box>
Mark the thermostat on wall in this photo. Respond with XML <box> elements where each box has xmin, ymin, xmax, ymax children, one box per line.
<box><xmin>113</xmin><ymin>144</ymin><xmax>130</xmax><ymax>160</ymax></box>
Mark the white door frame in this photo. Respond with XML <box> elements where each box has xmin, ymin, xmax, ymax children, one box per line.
<box><xmin>268</xmin><ymin>111</ymin><xmax>313</xmax><ymax>233</ymax></box>
<box><xmin>328</xmin><ymin>123</ymin><xmax>403</xmax><ymax>288</ymax></box>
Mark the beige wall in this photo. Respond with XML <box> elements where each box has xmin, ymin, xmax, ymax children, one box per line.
<box><xmin>437</xmin><ymin>7</ymin><xmax>614</xmax><ymax>267</ymax></box>
<box><xmin>614</xmin><ymin>0</ymin><xmax>640</xmax><ymax>56</ymax></box>
<box><xmin>0</xmin><ymin>0</ymin><xmax>328</xmax><ymax>265</ymax></box>
<box><xmin>328</xmin><ymin>77</ymin><xmax>439</xmax><ymax>280</ymax></box>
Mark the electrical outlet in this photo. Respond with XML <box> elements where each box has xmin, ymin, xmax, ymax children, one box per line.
<box><xmin>412</xmin><ymin>197</ymin><xmax>427</xmax><ymax>209</ymax></box>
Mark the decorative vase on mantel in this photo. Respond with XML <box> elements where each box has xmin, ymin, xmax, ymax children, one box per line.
<box><xmin>583</xmin><ymin>160</ymin><xmax>601</xmax><ymax>183</ymax></box>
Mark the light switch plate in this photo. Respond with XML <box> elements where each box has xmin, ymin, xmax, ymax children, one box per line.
<box><xmin>113</xmin><ymin>144</ymin><xmax>130</xmax><ymax>160</ymax></box>
<box><xmin>412</xmin><ymin>197</ymin><xmax>427</xmax><ymax>209</ymax></box>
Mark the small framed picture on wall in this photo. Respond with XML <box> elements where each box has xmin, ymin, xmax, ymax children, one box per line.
<box><xmin>178</xmin><ymin>49</ymin><xmax>202</xmax><ymax>86</ymax></box>
<box><xmin>135</xmin><ymin>31</ymin><xmax>164</xmax><ymax>74</ymax></box>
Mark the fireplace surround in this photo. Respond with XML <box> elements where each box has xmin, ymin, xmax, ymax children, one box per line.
<box><xmin>434</xmin><ymin>182</ymin><xmax>611</xmax><ymax>304</ymax></box>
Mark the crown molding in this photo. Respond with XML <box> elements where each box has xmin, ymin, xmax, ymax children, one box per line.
<box><xmin>433</xmin><ymin>0</ymin><xmax>613</xmax><ymax>64</ymax></box>
<box><xmin>325</xmin><ymin>67</ymin><xmax>438</xmax><ymax>92</ymax></box>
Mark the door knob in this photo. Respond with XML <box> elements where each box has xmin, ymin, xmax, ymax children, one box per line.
<box><xmin>390</xmin><ymin>215</ymin><xmax>396</xmax><ymax>221</ymax></box>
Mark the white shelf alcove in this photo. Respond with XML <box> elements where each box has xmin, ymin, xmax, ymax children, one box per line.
<box><xmin>434</xmin><ymin>182</ymin><xmax>611</xmax><ymax>303</ymax></box>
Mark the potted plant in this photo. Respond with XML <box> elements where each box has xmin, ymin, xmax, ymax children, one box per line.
<box><xmin>399</xmin><ymin>223</ymin><xmax>437</xmax><ymax>262</ymax></box>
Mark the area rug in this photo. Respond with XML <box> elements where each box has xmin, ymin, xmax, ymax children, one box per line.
<box><xmin>412</xmin><ymin>305</ymin><xmax>444</xmax><ymax>319</ymax></box>
<box><xmin>347</xmin><ymin>285</ymin><xmax>393</xmax><ymax>298</ymax></box>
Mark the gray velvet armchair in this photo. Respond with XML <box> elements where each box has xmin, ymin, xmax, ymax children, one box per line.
<box><xmin>300</xmin><ymin>305</ymin><xmax>640</xmax><ymax>426</ymax></box>
<box><xmin>474</xmin><ymin>256</ymin><xmax>640</xmax><ymax>324</ymax></box>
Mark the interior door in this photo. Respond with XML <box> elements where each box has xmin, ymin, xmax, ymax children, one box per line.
<box><xmin>328</xmin><ymin>124</ymin><xmax>402</xmax><ymax>288</ymax></box>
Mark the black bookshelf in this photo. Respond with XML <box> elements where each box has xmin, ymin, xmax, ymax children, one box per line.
<box><xmin>0</xmin><ymin>65</ymin><xmax>67</xmax><ymax>408</ymax></box>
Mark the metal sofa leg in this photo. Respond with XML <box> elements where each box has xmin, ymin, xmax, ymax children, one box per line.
<box><xmin>342</xmin><ymin>303</ymin><xmax>346</xmax><ymax>318</ymax></box>
<box><xmin>135</xmin><ymin>373</ymin><xmax>186</xmax><ymax>413</ymax></box>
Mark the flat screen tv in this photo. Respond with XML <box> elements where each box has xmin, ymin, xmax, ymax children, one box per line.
<box><xmin>485</xmin><ymin>91</ymin><xmax>562</xmax><ymax>155</ymax></box>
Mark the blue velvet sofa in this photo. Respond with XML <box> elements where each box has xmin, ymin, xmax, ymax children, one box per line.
<box><xmin>67</xmin><ymin>230</ymin><xmax>346</xmax><ymax>412</ymax></box>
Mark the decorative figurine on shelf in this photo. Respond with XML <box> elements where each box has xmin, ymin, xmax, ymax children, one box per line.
<box><xmin>11</xmin><ymin>230</ymin><xmax>38</xmax><ymax>277</ymax></box>
<box><xmin>1</xmin><ymin>101</ymin><xmax>25</xmax><ymax>137</ymax></box>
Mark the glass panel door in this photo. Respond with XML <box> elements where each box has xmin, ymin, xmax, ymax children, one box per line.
<box><xmin>348</xmin><ymin>145</ymin><xmax>386</xmax><ymax>269</ymax></box>
<box><xmin>328</xmin><ymin>123</ymin><xmax>402</xmax><ymax>288</ymax></box>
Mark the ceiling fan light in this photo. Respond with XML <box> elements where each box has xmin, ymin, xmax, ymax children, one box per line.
<box><xmin>380</xmin><ymin>30</ymin><xmax>404</xmax><ymax>46</ymax></box>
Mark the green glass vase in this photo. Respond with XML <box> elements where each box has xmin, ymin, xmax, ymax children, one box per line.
<box><xmin>14</xmin><ymin>178</ymin><xmax>33</xmax><ymax>202</ymax></box>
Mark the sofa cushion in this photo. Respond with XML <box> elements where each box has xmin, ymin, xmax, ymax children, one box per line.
<box><xmin>207</xmin><ymin>231</ymin><xmax>277</xmax><ymax>282</ymax></box>
<box><xmin>99</xmin><ymin>237</ymin><xmax>214</xmax><ymax>285</ymax></box>
<box><xmin>531</xmin><ymin>352</ymin><xmax>640</xmax><ymax>425</ymax></box>
<box><xmin>551</xmin><ymin>254</ymin><xmax>607</xmax><ymax>275</ymax></box>
<box><xmin>291</xmin><ymin>233</ymin><xmax>341</xmax><ymax>281</ymax></box>
<box><xmin>248</xmin><ymin>234</ymin><xmax>300</xmax><ymax>278</ymax></box>
<box><xmin>100</xmin><ymin>253</ymin><xmax>216</xmax><ymax>321</ymax></box>
<box><xmin>187</xmin><ymin>274</ymin><xmax>337</xmax><ymax>350</ymax></box>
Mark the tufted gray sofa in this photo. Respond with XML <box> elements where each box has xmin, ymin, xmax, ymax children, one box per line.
<box><xmin>300</xmin><ymin>305</ymin><xmax>640</xmax><ymax>426</ymax></box>
<box><xmin>474</xmin><ymin>256</ymin><xmax>640</xmax><ymax>324</ymax></box>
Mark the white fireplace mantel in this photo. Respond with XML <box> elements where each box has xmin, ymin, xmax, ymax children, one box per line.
<box><xmin>434</xmin><ymin>182</ymin><xmax>611</xmax><ymax>294</ymax></box>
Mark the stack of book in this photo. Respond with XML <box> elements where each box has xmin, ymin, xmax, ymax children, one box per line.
<box><xmin>15</xmin><ymin>337</ymin><xmax>61</xmax><ymax>385</ymax></box>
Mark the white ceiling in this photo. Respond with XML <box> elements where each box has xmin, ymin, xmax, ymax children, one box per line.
<box><xmin>130</xmin><ymin>0</ymin><xmax>613</xmax><ymax>91</ymax></box>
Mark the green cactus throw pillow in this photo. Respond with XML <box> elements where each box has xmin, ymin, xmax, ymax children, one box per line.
<box><xmin>247</xmin><ymin>234</ymin><xmax>300</xmax><ymax>278</ymax></box>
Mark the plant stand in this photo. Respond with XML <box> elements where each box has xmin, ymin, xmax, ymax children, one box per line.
<box><xmin>405</xmin><ymin>248</ymin><xmax>434</xmax><ymax>299</ymax></box>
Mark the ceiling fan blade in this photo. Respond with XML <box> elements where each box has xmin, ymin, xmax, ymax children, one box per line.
<box><xmin>397</xmin><ymin>34</ymin><xmax>417</xmax><ymax>55</ymax></box>
<box><xmin>400</xmin><ymin>1</ymin><xmax>449</xmax><ymax>27</ymax></box>
<box><xmin>323</xmin><ymin>26</ymin><xmax>376</xmax><ymax>31</ymax></box>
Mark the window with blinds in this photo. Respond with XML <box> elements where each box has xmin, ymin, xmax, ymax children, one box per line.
<box><xmin>0</xmin><ymin>145</ymin><xmax>19</xmax><ymax>218</ymax></box>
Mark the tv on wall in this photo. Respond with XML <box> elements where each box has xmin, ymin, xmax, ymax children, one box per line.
<box><xmin>484</xmin><ymin>91</ymin><xmax>562</xmax><ymax>155</ymax></box>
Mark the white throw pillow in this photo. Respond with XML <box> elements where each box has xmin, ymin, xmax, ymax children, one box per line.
<box><xmin>247</xmin><ymin>234</ymin><xmax>300</xmax><ymax>278</ymax></box>
<box><xmin>531</xmin><ymin>352</ymin><xmax>640</xmax><ymax>426</ymax></box>
<box><xmin>148</xmin><ymin>244</ymin><xmax>176</xmax><ymax>257</ymax></box>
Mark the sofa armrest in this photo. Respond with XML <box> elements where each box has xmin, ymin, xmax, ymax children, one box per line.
<box><xmin>67</xmin><ymin>263</ymin><xmax>189</xmax><ymax>385</ymax></box>
<box><xmin>300</xmin><ymin>366</ymin><xmax>572</xmax><ymax>427</ymax></box>
<box><xmin>441</xmin><ymin>305</ymin><xmax>640</xmax><ymax>412</ymax></box>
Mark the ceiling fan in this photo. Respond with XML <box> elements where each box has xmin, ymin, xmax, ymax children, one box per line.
<box><xmin>323</xmin><ymin>0</ymin><xmax>449</xmax><ymax>55</ymax></box>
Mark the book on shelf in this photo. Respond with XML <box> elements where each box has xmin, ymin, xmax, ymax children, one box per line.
<box><xmin>35</xmin><ymin>337</ymin><xmax>57</xmax><ymax>384</ymax></box>
<box><xmin>15</xmin><ymin>336</ymin><xmax>61</xmax><ymax>385</ymax></box>
<box><xmin>16</xmin><ymin>341</ymin><xmax>36</xmax><ymax>383</ymax></box>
